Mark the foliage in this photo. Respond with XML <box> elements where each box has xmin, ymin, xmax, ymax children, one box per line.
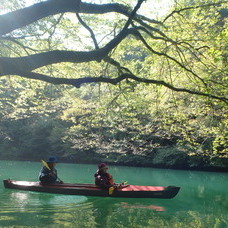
<box><xmin>0</xmin><ymin>0</ymin><xmax>227</xmax><ymax>169</ymax></box>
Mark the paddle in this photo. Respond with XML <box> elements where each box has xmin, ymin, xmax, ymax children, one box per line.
<box><xmin>41</xmin><ymin>160</ymin><xmax>63</xmax><ymax>183</ymax></box>
<box><xmin>108</xmin><ymin>181</ymin><xmax>129</xmax><ymax>195</ymax></box>
<box><xmin>106</xmin><ymin>173</ymin><xmax>128</xmax><ymax>195</ymax></box>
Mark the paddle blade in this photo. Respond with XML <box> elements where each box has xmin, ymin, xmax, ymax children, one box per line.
<box><xmin>41</xmin><ymin>160</ymin><xmax>51</xmax><ymax>170</ymax></box>
<box><xmin>108</xmin><ymin>186</ymin><xmax>115</xmax><ymax>195</ymax></box>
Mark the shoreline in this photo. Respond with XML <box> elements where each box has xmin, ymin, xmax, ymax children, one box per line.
<box><xmin>1</xmin><ymin>158</ymin><xmax>227</xmax><ymax>173</ymax></box>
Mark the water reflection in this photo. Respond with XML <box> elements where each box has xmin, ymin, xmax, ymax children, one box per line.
<box><xmin>1</xmin><ymin>191</ymin><xmax>89</xmax><ymax>227</ymax></box>
<box><xmin>120</xmin><ymin>202</ymin><xmax>165</xmax><ymax>211</ymax></box>
<box><xmin>0</xmin><ymin>161</ymin><xmax>228</xmax><ymax>227</ymax></box>
<box><xmin>10</xmin><ymin>192</ymin><xmax>29</xmax><ymax>212</ymax></box>
<box><xmin>9</xmin><ymin>191</ymin><xmax>88</xmax><ymax>207</ymax></box>
<box><xmin>83</xmin><ymin>197</ymin><xmax>168</xmax><ymax>227</ymax></box>
<box><xmin>1</xmin><ymin>188</ymin><xmax>227</xmax><ymax>228</ymax></box>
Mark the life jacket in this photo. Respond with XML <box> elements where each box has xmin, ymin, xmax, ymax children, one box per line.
<box><xmin>106</xmin><ymin>172</ymin><xmax>114</xmax><ymax>185</ymax></box>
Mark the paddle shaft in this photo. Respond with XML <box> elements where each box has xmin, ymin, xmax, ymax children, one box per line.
<box><xmin>41</xmin><ymin>160</ymin><xmax>63</xmax><ymax>183</ymax></box>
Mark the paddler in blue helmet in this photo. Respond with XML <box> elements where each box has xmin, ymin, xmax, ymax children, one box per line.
<box><xmin>39</xmin><ymin>156</ymin><xmax>62</xmax><ymax>184</ymax></box>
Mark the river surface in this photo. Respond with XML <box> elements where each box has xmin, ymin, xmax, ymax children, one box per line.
<box><xmin>0</xmin><ymin>160</ymin><xmax>227</xmax><ymax>228</ymax></box>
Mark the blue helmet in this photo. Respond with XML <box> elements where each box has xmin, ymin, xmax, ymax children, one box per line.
<box><xmin>47</xmin><ymin>156</ymin><xmax>58</xmax><ymax>163</ymax></box>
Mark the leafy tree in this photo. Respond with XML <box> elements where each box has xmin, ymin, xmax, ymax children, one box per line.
<box><xmin>0</xmin><ymin>0</ymin><xmax>227</xmax><ymax>167</ymax></box>
<box><xmin>0</xmin><ymin>0</ymin><xmax>227</xmax><ymax>103</ymax></box>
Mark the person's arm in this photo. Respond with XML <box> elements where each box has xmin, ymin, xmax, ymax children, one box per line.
<box><xmin>99</xmin><ymin>174</ymin><xmax>113</xmax><ymax>189</ymax></box>
<box><xmin>106</xmin><ymin>172</ymin><xmax>114</xmax><ymax>185</ymax></box>
<box><xmin>39</xmin><ymin>167</ymin><xmax>57</xmax><ymax>183</ymax></box>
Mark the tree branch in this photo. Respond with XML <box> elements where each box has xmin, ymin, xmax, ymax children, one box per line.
<box><xmin>0</xmin><ymin>0</ymin><xmax>160</xmax><ymax>36</ymax></box>
<box><xmin>163</xmin><ymin>1</ymin><xmax>227</xmax><ymax>22</ymax></box>
<box><xmin>12</xmin><ymin>71</ymin><xmax>228</xmax><ymax>103</ymax></box>
<box><xmin>0</xmin><ymin>27</ymin><xmax>139</xmax><ymax>75</ymax></box>
<box><xmin>134</xmin><ymin>30</ymin><xmax>208</xmax><ymax>86</ymax></box>
<box><xmin>76</xmin><ymin>13</ymin><xmax>99</xmax><ymax>50</ymax></box>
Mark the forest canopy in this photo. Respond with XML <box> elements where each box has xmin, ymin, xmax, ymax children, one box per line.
<box><xmin>0</xmin><ymin>0</ymin><xmax>227</xmax><ymax>169</ymax></box>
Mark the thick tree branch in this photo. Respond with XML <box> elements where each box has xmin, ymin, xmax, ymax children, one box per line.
<box><xmin>0</xmin><ymin>1</ymin><xmax>144</xmax><ymax>76</ymax></box>
<box><xmin>0</xmin><ymin>0</ymin><xmax>160</xmax><ymax>36</ymax></box>
<box><xmin>0</xmin><ymin>27</ymin><xmax>139</xmax><ymax>75</ymax></box>
<box><xmin>0</xmin><ymin>50</ymin><xmax>102</xmax><ymax>74</ymax></box>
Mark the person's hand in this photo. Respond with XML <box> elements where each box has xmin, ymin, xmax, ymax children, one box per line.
<box><xmin>113</xmin><ymin>183</ymin><xmax>120</xmax><ymax>189</ymax></box>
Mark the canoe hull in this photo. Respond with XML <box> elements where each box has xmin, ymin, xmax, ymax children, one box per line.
<box><xmin>3</xmin><ymin>179</ymin><xmax>180</xmax><ymax>199</ymax></box>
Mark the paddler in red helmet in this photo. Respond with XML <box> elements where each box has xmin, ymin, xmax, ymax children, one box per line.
<box><xmin>94</xmin><ymin>163</ymin><xmax>114</xmax><ymax>190</ymax></box>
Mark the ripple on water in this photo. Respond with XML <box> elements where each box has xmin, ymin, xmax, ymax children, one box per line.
<box><xmin>1</xmin><ymin>190</ymin><xmax>89</xmax><ymax>213</ymax></box>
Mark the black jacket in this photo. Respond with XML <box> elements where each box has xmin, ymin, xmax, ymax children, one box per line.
<box><xmin>39</xmin><ymin>166</ymin><xmax>57</xmax><ymax>184</ymax></box>
<box><xmin>94</xmin><ymin>170</ymin><xmax>112</xmax><ymax>189</ymax></box>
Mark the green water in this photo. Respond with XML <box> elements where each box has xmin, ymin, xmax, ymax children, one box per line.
<box><xmin>0</xmin><ymin>161</ymin><xmax>227</xmax><ymax>228</ymax></box>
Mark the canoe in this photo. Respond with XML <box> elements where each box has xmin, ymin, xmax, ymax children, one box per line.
<box><xmin>3</xmin><ymin>179</ymin><xmax>180</xmax><ymax>199</ymax></box>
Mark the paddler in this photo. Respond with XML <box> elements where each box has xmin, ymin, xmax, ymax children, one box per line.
<box><xmin>39</xmin><ymin>156</ymin><xmax>62</xmax><ymax>184</ymax></box>
<box><xmin>94</xmin><ymin>163</ymin><xmax>115</xmax><ymax>192</ymax></box>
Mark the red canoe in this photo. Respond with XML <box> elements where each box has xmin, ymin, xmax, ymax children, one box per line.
<box><xmin>3</xmin><ymin>179</ymin><xmax>180</xmax><ymax>199</ymax></box>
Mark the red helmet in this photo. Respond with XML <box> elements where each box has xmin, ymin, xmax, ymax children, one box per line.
<box><xmin>98</xmin><ymin>163</ymin><xmax>108</xmax><ymax>169</ymax></box>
